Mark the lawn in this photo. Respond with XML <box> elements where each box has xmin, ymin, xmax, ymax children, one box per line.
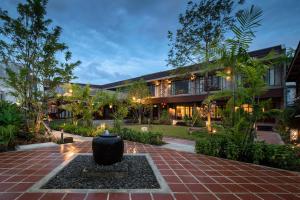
<box><xmin>124</xmin><ymin>124</ymin><xmax>206</xmax><ymax>140</ymax></box>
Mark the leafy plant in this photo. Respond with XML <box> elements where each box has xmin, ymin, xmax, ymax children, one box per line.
<box><xmin>0</xmin><ymin>125</ymin><xmax>17</xmax><ymax>151</ymax></box>
<box><xmin>117</xmin><ymin>128</ymin><xmax>163</xmax><ymax>145</ymax></box>
<box><xmin>159</xmin><ymin>110</ymin><xmax>171</xmax><ymax>125</ymax></box>
<box><xmin>0</xmin><ymin>101</ymin><xmax>23</xmax><ymax>126</ymax></box>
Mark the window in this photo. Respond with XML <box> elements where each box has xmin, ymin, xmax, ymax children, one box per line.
<box><xmin>195</xmin><ymin>77</ymin><xmax>204</xmax><ymax>94</ymax></box>
<box><xmin>148</xmin><ymin>84</ymin><xmax>155</xmax><ymax>96</ymax></box>
<box><xmin>208</xmin><ymin>75</ymin><xmax>220</xmax><ymax>91</ymax></box>
<box><xmin>267</xmin><ymin>66</ymin><xmax>282</xmax><ymax>86</ymax></box>
<box><xmin>171</xmin><ymin>80</ymin><xmax>189</xmax><ymax>95</ymax></box>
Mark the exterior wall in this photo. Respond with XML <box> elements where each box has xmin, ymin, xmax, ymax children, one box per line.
<box><xmin>0</xmin><ymin>64</ymin><xmax>17</xmax><ymax>103</ymax></box>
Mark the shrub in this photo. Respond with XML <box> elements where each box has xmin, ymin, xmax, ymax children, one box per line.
<box><xmin>196</xmin><ymin>133</ymin><xmax>300</xmax><ymax>171</ymax></box>
<box><xmin>159</xmin><ymin>110</ymin><xmax>171</xmax><ymax>125</ymax></box>
<box><xmin>50</xmin><ymin>121</ymin><xmax>96</xmax><ymax>137</ymax></box>
<box><xmin>0</xmin><ymin>101</ymin><xmax>23</xmax><ymax>126</ymax></box>
<box><xmin>195</xmin><ymin>134</ymin><xmax>227</xmax><ymax>157</ymax></box>
<box><xmin>118</xmin><ymin>128</ymin><xmax>163</xmax><ymax>145</ymax></box>
<box><xmin>0</xmin><ymin>125</ymin><xmax>17</xmax><ymax>152</ymax></box>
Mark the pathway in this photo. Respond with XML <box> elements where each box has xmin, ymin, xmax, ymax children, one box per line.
<box><xmin>257</xmin><ymin>131</ymin><xmax>285</xmax><ymax>145</ymax></box>
<box><xmin>162</xmin><ymin>137</ymin><xmax>195</xmax><ymax>153</ymax></box>
<box><xmin>0</xmin><ymin>141</ymin><xmax>299</xmax><ymax>200</ymax></box>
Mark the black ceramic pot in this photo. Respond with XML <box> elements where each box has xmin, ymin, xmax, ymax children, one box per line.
<box><xmin>92</xmin><ymin>134</ymin><xmax>124</xmax><ymax>165</ymax></box>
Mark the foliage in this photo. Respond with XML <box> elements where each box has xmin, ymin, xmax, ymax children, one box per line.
<box><xmin>159</xmin><ymin>110</ymin><xmax>171</xmax><ymax>125</ymax></box>
<box><xmin>168</xmin><ymin>0</ymin><xmax>244</xmax><ymax>132</ymax></box>
<box><xmin>273</xmin><ymin>102</ymin><xmax>300</xmax><ymax>144</ymax></box>
<box><xmin>195</xmin><ymin>133</ymin><xmax>300</xmax><ymax>171</ymax></box>
<box><xmin>0</xmin><ymin>125</ymin><xmax>17</xmax><ymax>151</ymax></box>
<box><xmin>0</xmin><ymin>101</ymin><xmax>23</xmax><ymax>126</ymax></box>
<box><xmin>116</xmin><ymin>128</ymin><xmax>163</xmax><ymax>145</ymax></box>
<box><xmin>127</xmin><ymin>79</ymin><xmax>151</xmax><ymax>124</ymax></box>
<box><xmin>50</xmin><ymin>121</ymin><xmax>96</xmax><ymax>137</ymax></box>
<box><xmin>60</xmin><ymin>84</ymin><xmax>110</xmax><ymax>127</ymax></box>
<box><xmin>0</xmin><ymin>0</ymin><xmax>80</xmax><ymax>133</ymax></box>
<box><xmin>0</xmin><ymin>101</ymin><xmax>23</xmax><ymax>151</ymax></box>
<box><xmin>112</xmin><ymin>106</ymin><xmax>128</xmax><ymax>132</ymax></box>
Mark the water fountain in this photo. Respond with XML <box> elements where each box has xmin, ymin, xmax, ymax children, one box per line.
<box><xmin>92</xmin><ymin>130</ymin><xmax>124</xmax><ymax>165</ymax></box>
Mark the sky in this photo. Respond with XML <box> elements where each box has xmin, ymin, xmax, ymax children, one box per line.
<box><xmin>1</xmin><ymin>0</ymin><xmax>300</xmax><ymax>85</ymax></box>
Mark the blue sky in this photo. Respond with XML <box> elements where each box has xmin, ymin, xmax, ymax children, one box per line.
<box><xmin>1</xmin><ymin>0</ymin><xmax>300</xmax><ymax>85</ymax></box>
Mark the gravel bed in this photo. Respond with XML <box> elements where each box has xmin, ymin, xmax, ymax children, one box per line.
<box><xmin>42</xmin><ymin>155</ymin><xmax>160</xmax><ymax>189</ymax></box>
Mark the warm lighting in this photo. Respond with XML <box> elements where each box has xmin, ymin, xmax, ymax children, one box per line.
<box><xmin>226</xmin><ymin>69</ymin><xmax>231</xmax><ymax>74</ymax></box>
<box><xmin>190</xmin><ymin>74</ymin><xmax>196</xmax><ymax>80</ymax></box>
<box><xmin>68</xmin><ymin>89</ymin><xmax>73</xmax><ymax>93</ymax></box>
<box><xmin>212</xmin><ymin>129</ymin><xmax>217</xmax><ymax>133</ymax></box>
<box><xmin>167</xmin><ymin>80</ymin><xmax>172</xmax><ymax>84</ymax></box>
<box><xmin>226</xmin><ymin>76</ymin><xmax>231</xmax><ymax>81</ymax></box>
<box><xmin>205</xmin><ymin>121</ymin><xmax>209</xmax><ymax>127</ymax></box>
<box><xmin>290</xmin><ymin>129</ymin><xmax>299</xmax><ymax>141</ymax></box>
<box><xmin>100</xmin><ymin>123</ymin><xmax>106</xmax><ymax>129</ymax></box>
<box><xmin>109</xmin><ymin>104</ymin><xmax>113</xmax><ymax>109</ymax></box>
<box><xmin>127</xmin><ymin>146</ymin><xmax>137</xmax><ymax>154</ymax></box>
<box><xmin>153</xmin><ymin>105</ymin><xmax>157</xmax><ymax>107</ymax></box>
<box><xmin>155</xmin><ymin>81</ymin><xmax>160</xmax><ymax>86</ymax></box>
<box><xmin>63</xmin><ymin>145</ymin><xmax>79</xmax><ymax>160</ymax></box>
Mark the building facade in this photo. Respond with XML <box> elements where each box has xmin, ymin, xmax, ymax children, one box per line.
<box><xmin>97</xmin><ymin>45</ymin><xmax>286</xmax><ymax>121</ymax></box>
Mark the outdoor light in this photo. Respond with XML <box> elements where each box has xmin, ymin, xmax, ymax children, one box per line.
<box><xmin>190</xmin><ymin>74</ymin><xmax>196</xmax><ymax>80</ymax></box>
<box><xmin>226</xmin><ymin>76</ymin><xmax>231</xmax><ymax>81</ymax></box>
<box><xmin>100</xmin><ymin>123</ymin><xmax>106</xmax><ymax>129</ymax></box>
<box><xmin>109</xmin><ymin>104</ymin><xmax>113</xmax><ymax>109</ymax></box>
<box><xmin>132</xmin><ymin>96</ymin><xmax>136</xmax><ymax>101</ymax></box>
<box><xmin>212</xmin><ymin>129</ymin><xmax>217</xmax><ymax>133</ymax></box>
<box><xmin>290</xmin><ymin>129</ymin><xmax>299</xmax><ymax>141</ymax></box>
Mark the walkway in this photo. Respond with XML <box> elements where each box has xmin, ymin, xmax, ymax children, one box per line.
<box><xmin>0</xmin><ymin>141</ymin><xmax>300</xmax><ymax>200</ymax></box>
<box><xmin>257</xmin><ymin>131</ymin><xmax>284</xmax><ymax>145</ymax></box>
<box><xmin>162</xmin><ymin>137</ymin><xmax>195</xmax><ymax>153</ymax></box>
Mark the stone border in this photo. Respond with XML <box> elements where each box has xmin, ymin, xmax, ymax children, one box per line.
<box><xmin>27</xmin><ymin>153</ymin><xmax>170</xmax><ymax>193</ymax></box>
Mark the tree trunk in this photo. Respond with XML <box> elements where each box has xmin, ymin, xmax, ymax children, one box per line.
<box><xmin>138</xmin><ymin>107</ymin><xmax>142</xmax><ymax>124</ymax></box>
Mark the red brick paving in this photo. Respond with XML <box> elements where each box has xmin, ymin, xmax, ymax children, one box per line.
<box><xmin>0</xmin><ymin>141</ymin><xmax>299</xmax><ymax>200</ymax></box>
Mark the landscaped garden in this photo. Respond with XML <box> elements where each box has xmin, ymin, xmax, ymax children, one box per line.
<box><xmin>1</xmin><ymin>0</ymin><xmax>300</xmax><ymax>199</ymax></box>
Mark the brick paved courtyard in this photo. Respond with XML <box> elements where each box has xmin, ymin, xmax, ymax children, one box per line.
<box><xmin>0</xmin><ymin>141</ymin><xmax>300</xmax><ymax>200</ymax></box>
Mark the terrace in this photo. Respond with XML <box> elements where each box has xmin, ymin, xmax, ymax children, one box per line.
<box><xmin>1</xmin><ymin>141</ymin><xmax>300</xmax><ymax>200</ymax></box>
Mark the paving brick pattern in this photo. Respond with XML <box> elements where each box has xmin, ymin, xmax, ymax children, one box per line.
<box><xmin>0</xmin><ymin>141</ymin><xmax>300</xmax><ymax>200</ymax></box>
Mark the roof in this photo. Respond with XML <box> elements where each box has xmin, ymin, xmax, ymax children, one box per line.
<box><xmin>286</xmin><ymin>41</ymin><xmax>300</xmax><ymax>82</ymax></box>
<box><xmin>74</xmin><ymin>45</ymin><xmax>284</xmax><ymax>89</ymax></box>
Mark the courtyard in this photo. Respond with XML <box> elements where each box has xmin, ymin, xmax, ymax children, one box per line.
<box><xmin>0</xmin><ymin>141</ymin><xmax>300</xmax><ymax>200</ymax></box>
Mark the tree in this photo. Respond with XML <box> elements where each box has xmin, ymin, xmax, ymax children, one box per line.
<box><xmin>127</xmin><ymin>79</ymin><xmax>151</xmax><ymax>124</ymax></box>
<box><xmin>60</xmin><ymin>84</ymin><xmax>108</xmax><ymax>127</ymax></box>
<box><xmin>0</xmin><ymin>0</ymin><xmax>80</xmax><ymax>133</ymax></box>
<box><xmin>168</xmin><ymin>0</ymin><xmax>244</xmax><ymax>132</ymax></box>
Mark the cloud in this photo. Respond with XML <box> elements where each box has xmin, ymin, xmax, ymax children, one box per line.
<box><xmin>1</xmin><ymin>0</ymin><xmax>300</xmax><ymax>86</ymax></box>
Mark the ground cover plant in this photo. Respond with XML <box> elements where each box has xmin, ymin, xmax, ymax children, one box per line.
<box><xmin>50</xmin><ymin>120</ymin><xmax>164</xmax><ymax>145</ymax></box>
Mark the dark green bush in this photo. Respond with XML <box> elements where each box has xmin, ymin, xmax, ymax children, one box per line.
<box><xmin>196</xmin><ymin>133</ymin><xmax>300</xmax><ymax>171</ymax></box>
<box><xmin>118</xmin><ymin>128</ymin><xmax>163</xmax><ymax>145</ymax></box>
<box><xmin>0</xmin><ymin>101</ymin><xmax>23</xmax><ymax>151</ymax></box>
<box><xmin>195</xmin><ymin>134</ymin><xmax>227</xmax><ymax>157</ymax></box>
<box><xmin>259</xmin><ymin>143</ymin><xmax>300</xmax><ymax>171</ymax></box>
<box><xmin>0</xmin><ymin>101</ymin><xmax>23</xmax><ymax>126</ymax></box>
<box><xmin>50</xmin><ymin>121</ymin><xmax>95</xmax><ymax>137</ymax></box>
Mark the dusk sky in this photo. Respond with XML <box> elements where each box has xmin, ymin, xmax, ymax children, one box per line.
<box><xmin>1</xmin><ymin>0</ymin><xmax>300</xmax><ymax>85</ymax></box>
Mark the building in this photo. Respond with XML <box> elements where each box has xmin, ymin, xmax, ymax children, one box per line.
<box><xmin>0</xmin><ymin>64</ymin><xmax>17</xmax><ymax>103</ymax></box>
<box><xmin>286</xmin><ymin>42</ymin><xmax>300</xmax><ymax>141</ymax></box>
<box><xmin>96</xmin><ymin>45</ymin><xmax>286</xmax><ymax>121</ymax></box>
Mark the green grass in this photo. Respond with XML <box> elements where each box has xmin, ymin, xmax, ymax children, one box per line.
<box><xmin>124</xmin><ymin>124</ymin><xmax>207</xmax><ymax>140</ymax></box>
